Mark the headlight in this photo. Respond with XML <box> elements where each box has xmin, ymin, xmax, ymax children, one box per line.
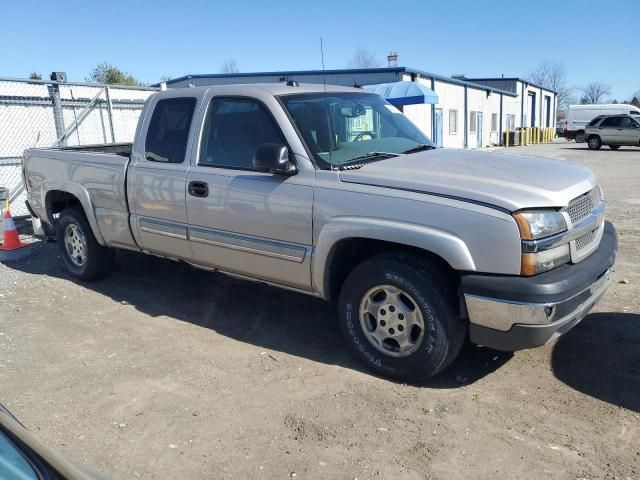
<box><xmin>521</xmin><ymin>244</ymin><xmax>571</xmax><ymax>276</ymax></box>
<box><xmin>514</xmin><ymin>210</ymin><xmax>570</xmax><ymax>276</ymax></box>
<box><xmin>513</xmin><ymin>210</ymin><xmax>567</xmax><ymax>240</ymax></box>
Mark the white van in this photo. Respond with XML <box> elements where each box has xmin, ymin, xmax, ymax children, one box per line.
<box><xmin>565</xmin><ymin>104</ymin><xmax>640</xmax><ymax>142</ymax></box>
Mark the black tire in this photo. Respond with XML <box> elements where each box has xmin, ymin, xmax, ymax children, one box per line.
<box><xmin>609</xmin><ymin>145</ymin><xmax>620</xmax><ymax>150</ymax></box>
<box><xmin>575</xmin><ymin>131</ymin><xmax>585</xmax><ymax>143</ymax></box>
<box><xmin>56</xmin><ymin>207</ymin><xmax>114</xmax><ymax>281</ymax></box>
<box><xmin>587</xmin><ymin>135</ymin><xmax>602</xmax><ymax>150</ymax></box>
<box><xmin>338</xmin><ymin>252</ymin><xmax>466</xmax><ymax>383</ymax></box>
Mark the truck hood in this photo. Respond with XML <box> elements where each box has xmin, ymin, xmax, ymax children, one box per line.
<box><xmin>338</xmin><ymin>148</ymin><xmax>597</xmax><ymax>211</ymax></box>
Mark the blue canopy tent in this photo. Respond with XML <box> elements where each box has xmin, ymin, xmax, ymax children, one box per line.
<box><xmin>362</xmin><ymin>81</ymin><xmax>438</xmax><ymax>106</ymax></box>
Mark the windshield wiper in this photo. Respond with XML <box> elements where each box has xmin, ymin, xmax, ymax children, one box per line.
<box><xmin>401</xmin><ymin>144</ymin><xmax>436</xmax><ymax>154</ymax></box>
<box><xmin>338</xmin><ymin>152</ymin><xmax>398</xmax><ymax>170</ymax></box>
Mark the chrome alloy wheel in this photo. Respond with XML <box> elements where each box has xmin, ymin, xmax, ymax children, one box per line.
<box><xmin>359</xmin><ymin>284</ymin><xmax>425</xmax><ymax>357</ymax></box>
<box><xmin>64</xmin><ymin>223</ymin><xmax>87</xmax><ymax>267</ymax></box>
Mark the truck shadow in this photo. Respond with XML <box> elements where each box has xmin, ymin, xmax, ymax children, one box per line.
<box><xmin>6</xmin><ymin>240</ymin><xmax>511</xmax><ymax>388</ymax></box>
<box><xmin>552</xmin><ymin>312</ymin><xmax>640</xmax><ymax>412</ymax></box>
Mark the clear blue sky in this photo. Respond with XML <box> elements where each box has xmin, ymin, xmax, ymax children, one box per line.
<box><xmin>1</xmin><ymin>0</ymin><xmax>638</xmax><ymax>100</ymax></box>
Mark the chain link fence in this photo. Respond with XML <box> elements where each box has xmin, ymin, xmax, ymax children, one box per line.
<box><xmin>0</xmin><ymin>78</ymin><xmax>158</xmax><ymax>216</ymax></box>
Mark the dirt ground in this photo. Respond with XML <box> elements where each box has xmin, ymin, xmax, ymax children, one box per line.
<box><xmin>1</xmin><ymin>140</ymin><xmax>638</xmax><ymax>480</ymax></box>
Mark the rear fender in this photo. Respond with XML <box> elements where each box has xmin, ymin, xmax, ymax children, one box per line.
<box><xmin>42</xmin><ymin>181</ymin><xmax>106</xmax><ymax>246</ymax></box>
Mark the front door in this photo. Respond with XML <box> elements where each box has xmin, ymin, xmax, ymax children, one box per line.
<box><xmin>128</xmin><ymin>95</ymin><xmax>198</xmax><ymax>260</ymax></box>
<box><xmin>621</xmin><ymin>116</ymin><xmax>640</xmax><ymax>144</ymax></box>
<box><xmin>185</xmin><ymin>96</ymin><xmax>314</xmax><ymax>290</ymax></box>
<box><xmin>476</xmin><ymin>112</ymin><xmax>483</xmax><ymax>148</ymax></box>
<box><xmin>434</xmin><ymin>108</ymin><xmax>443</xmax><ymax>147</ymax></box>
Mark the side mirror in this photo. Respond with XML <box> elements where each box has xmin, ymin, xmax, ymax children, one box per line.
<box><xmin>253</xmin><ymin>143</ymin><xmax>297</xmax><ymax>176</ymax></box>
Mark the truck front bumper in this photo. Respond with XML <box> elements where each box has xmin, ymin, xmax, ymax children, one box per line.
<box><xmin>462</xmin><ymin>221</ymin><xmax>617</xmax><ymax>351</ymax></box>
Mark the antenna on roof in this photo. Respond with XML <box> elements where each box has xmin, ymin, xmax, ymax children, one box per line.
<box><xmin>319</xmin><ymin>37</ymin><xmax>333</xmax><ymax>167</ymax></box>
<box><xmin>320</xmin><ymin>37</ymin><xmax>327</xmax><ymax>93</ymax></box>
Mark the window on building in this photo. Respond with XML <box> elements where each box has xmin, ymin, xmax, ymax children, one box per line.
<box><xmin>199</xmin><ymin>97</ymin><xmax>286</xmax><ymax>169</ymax></box>
<box><xmin>491</xmin><ymin>113</ymin><xmax>498</xmax><ymax>132</ymax></box>
<box><xmin>145</xmin><ymin>97</ymin><xmax>197</xmax><ymax>163</ymax></box>
<box><xmin>506</xmin><ymin>114</ymin><xmax>515</xmax><ymax>131</ymax></box>
<box><xmin>469</xmin><ymin>111</ymin><xmax>477</xmax><ymax>133</ymax></box>
<box><xmin>449</xmin><ymin>109</ymin><xmax>458</xmax><ymax>134</ymax></box>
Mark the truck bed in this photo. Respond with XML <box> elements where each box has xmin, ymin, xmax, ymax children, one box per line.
<box><xmin>23</xmin><ymin>145</ymin><xmax>137</xmax><ymax>251</ymax></box>
<box><xmin>53</xmin><ymin>142</ymin><xmax>132</xmax><ymax>157</ymax></box>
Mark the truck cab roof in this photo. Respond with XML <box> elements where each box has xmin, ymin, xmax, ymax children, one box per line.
<box><xmin>157</xmin><ymin>82</ymin><xmax>363</xmax><ymax>98</ymax></box>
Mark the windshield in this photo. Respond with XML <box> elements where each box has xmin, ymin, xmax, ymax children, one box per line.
<box><xmin>280</xmin><ymin>92</ymin><xmax>433</xmax><ymax>168</ymax></box>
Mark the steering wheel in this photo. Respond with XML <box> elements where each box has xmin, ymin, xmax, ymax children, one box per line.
<box><xmin>352</xmin><ymin>131</ymin><xmax>376</xmax><ymax>142</ymax></box>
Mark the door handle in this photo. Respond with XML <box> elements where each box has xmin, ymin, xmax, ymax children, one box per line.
<box><xmin>188</xmin><ymin>181</ymin><xmax>209</xmax><ymax>197</ymax></box>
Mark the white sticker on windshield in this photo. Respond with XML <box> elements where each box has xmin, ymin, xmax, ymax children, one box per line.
<box><xmin>385</xmin><ymin>104</ymin><xmax>402</xmax><ymax>113</ymax></box>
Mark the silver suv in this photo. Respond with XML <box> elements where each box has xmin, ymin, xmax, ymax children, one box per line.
<box><xmin>585</xmin><ymin>114</ymin><xmax>640</xmax><ymax>150</ymax></box>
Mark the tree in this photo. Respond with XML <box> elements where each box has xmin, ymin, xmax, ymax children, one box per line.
<box><xmin>632</xmin><ymin>91</ymin><xmax>640</xmax><ymax>108</ymax></box>
<box><xmin>527</xmin><ymin>61</ymin><xmax>571</xmax><ymax>111</ymax></box>
<box><xmin>348</xmin><ymin>48</ymin><xmax>380</xmax><ymax>68</ymax></box>
<box><xmin>87</xmin><ymin>63</ymin><xmax>140</xmax><ymax>85</ymax></box>
<box><xmin>29</xmin><ymin>72</ymin><xmax>42</xmax><ymax>80</ymax></box>
<box><xmin>221</xmin><ymin>59</ymin><xmax>239</xmax><ymax>74</ymax></box>
<box><xmin>579</xmin><ymin>82</ymin><xmax>611</xmax><ymax>104</ymax></box>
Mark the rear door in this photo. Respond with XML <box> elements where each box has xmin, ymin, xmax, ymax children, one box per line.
<box><xmin>597</xmin><ymin>116</ymin><xmax>623</xmax><ymax>144</ymax></box>
<box><xmin>128</xmin><ymin>95</ymin><xmax>199</xmax><ymax>259</ymax></box>
<box><xmin>185</xmin><ymin>95</ymin><xmax>314</xmax><ymax>290</ymax></box>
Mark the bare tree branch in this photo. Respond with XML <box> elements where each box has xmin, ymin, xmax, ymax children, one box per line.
<box><xmin>579</xmin><ymin>82</ymin><xmax>611</xmax><ymax>104</ymax></box>
<box><xmin>221</xmin><ymin>59</ymin><xmax>239</xmax><ymax>74</ymax></box>
<box><xmin>348</xmin><ymin>48</ymin><xmax>380</xmax><ymax>68</ymax></box>
<box><xmin>527</xmin><ymin>61</ymin><xmax>572</xmax><ymax>111</ymax></box>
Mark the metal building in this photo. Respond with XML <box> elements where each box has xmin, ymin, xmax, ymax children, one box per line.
<box><xmin>162</xmin><ymin>67</ymin><xmax>556</xmax><ymax>149</ymax></box>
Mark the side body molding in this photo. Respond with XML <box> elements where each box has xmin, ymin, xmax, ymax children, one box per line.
<box><xmin>312</xmin><ymin>217</ymin><xmax>476</xmax><ymax>299</ymax></box>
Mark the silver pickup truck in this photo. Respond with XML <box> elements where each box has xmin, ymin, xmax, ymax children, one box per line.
<box><xmin>23</xmin><ymin>83</ymin><xmax>617</xmax><ymax>382</ymax></box>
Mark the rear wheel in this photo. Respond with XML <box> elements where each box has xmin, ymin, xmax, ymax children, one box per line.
<box><xmin>575</xmin><ymin>131</ymin><xmax>585</xmax><ymax>143</ymax></box>
<box><xmin>56</xmin><ymin>208</ymin><xmax>114</xmax><ymax>280</ymax></box>
<box><xmin>609</xmin><ymin>145</ymin><xmax>620</xmax><ymax>150</ymax></box>
<box><xmin>338</xmin><ymin>253</ymin><xmax>466</xmax><ymax>383</ymax></box>
<box><xmin>587</xmin><ymin>135</ymin><xmax>602</xmax><ymax>150</ymax></box>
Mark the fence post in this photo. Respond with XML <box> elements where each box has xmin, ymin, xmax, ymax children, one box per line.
<box><xmin>105</xmin><ymin>86</ymin><xmax>116</xmax><ymax>143</ymax></box>
<box><xmin>48</xmin><ymin>84</ymin><xmax>66</xmax><ymax>147</ymax></box>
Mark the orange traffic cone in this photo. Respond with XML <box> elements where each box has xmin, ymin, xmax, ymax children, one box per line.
<box><xmin>0</xmin><ymin>201</ymin><xmax>26</xmax><ymax>251</ymax></box>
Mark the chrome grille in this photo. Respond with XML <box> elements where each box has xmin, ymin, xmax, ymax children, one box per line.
<box><xmin>575</xmin><ymin>228</ymin><xmax>598</xmax><ymax>252</ymax></box>
<box><xmin>566</xmin><ymin>188</ymin><xmax>601</xmax><ymax>225</ymax></box>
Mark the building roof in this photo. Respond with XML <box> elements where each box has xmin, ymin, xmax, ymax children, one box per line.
<box><xmin>159</xmin><ymin>67</ymin><xmax>518</xmax><ymax>97</ymax></box>
<box><xmin>464</xmin><ymin>77</ymin><xmax>557</xmax><ymax>94</ymax></box>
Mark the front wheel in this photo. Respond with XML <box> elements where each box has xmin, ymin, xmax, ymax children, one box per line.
<box><xmin>587</xmin><ymin>136</ymin><xmax>602</xmax><ymax>150</ymax></box>
<box><xmin>56</xmin><ymin>208</ymin><xmax>115</xmax><ymax>281</ymax></box>
<box><xmin>338</xmin><ymin>253</ymin><xmax>466</xmax><ymax>383</ymax></box>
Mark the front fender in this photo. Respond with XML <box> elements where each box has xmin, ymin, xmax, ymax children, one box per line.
<box><xmin>312</xmin><ymin>217</ymin><xmax>475</xmax><ymax>299</ymax></box>
<box><xmin>41</xmin><ymin>181</ymin><xmax>107</xmax><ymax>246</ymax></box>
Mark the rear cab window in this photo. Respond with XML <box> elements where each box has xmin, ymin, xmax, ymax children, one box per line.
<box><xmin>145</xmin><ymin>97</ymin><xmax>197</xmax><ymax>163</ymax></box>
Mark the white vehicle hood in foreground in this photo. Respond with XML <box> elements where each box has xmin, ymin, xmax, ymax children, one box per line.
<box><xmin>338</xmin><ymin>148</ymin><xmax>597</xmax><ymax>211</ymax></box>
